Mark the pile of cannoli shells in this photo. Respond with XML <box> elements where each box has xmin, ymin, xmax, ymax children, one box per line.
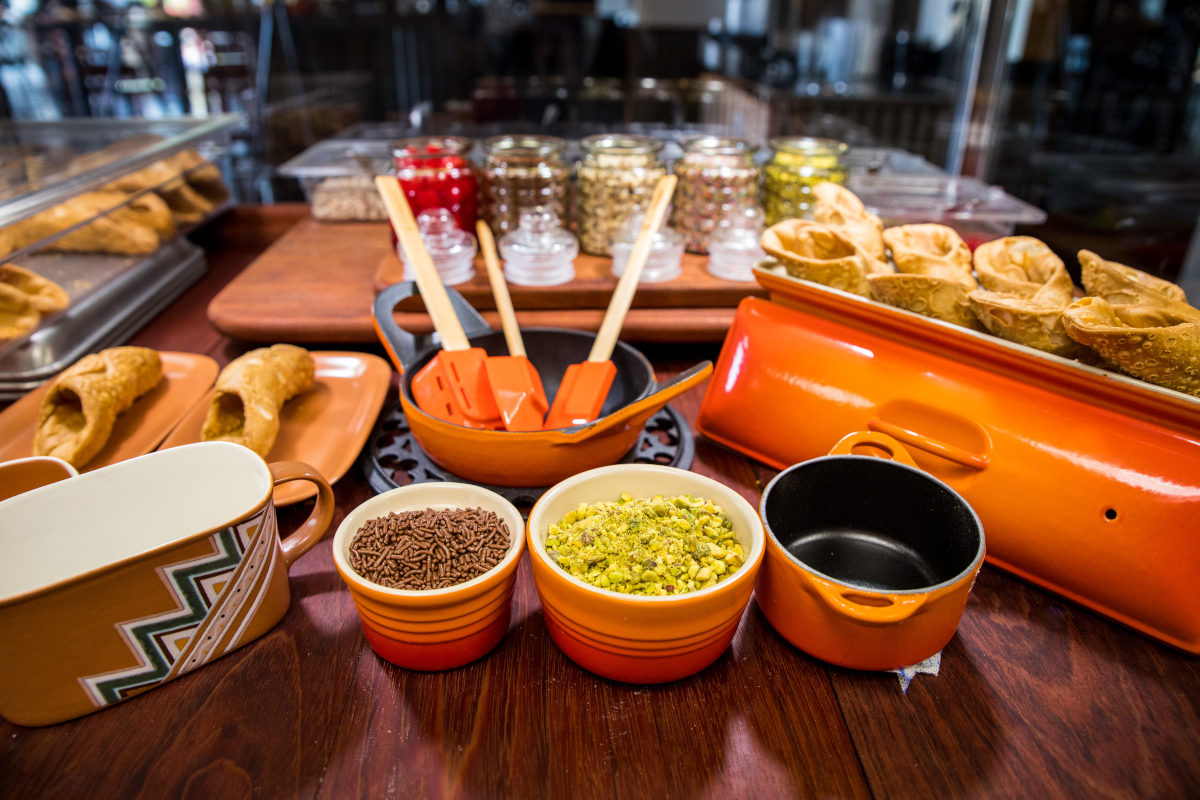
<box><xmin>761</xmin><ymin>182</ymin><xmax>1200</xmax><ymax>398</ymax></box>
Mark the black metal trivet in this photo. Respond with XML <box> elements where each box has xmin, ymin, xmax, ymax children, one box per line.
<box><xmin>358</xmin><ymin>400</ymin><xmax>695</xmax><ymax>510</ymax></box>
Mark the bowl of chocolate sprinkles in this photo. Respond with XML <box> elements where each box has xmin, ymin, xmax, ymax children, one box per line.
<box><xmin>332</xmin><ymin>482</ymin><xmax>525</xmax><ymax>670</ymax></box>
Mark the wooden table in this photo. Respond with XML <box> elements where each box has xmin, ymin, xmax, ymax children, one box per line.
<box><xmin>3</xmin><ymin>207</ymin><xmax>1199</xmax><ymax>799</ymax></box>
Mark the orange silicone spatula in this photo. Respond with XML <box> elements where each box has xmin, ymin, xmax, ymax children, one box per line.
<box><xmin>476</xmin><ymin>219</ymin><xmax>549</xmax><ymax>431</ymax></box>
<box><xmin>375</xmin><ymin>175</ymin><xmax>503</xmax><ymax>429</ymax></box>
<box><xmin>542</xmin><ymin>174</ymin><xmax>678</xmax><ymax>429</ymax></box>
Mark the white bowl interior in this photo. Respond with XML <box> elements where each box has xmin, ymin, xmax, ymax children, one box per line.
<box><xmin>332</xmin><ymin>482</ymin><xmax>525</xmax><ymax>597</ymax></box>
<box><xmin>0</xmin><ymin>442</ymin><xmax>270</xmax><ymax>602</ymax></box>
<box><xmin>528</xmin><ymin>464</ymin><xmax>765</xmax><ymax>600</ymax></box>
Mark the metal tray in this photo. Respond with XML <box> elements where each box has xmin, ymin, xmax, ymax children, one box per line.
<box><xmin>0</xmin><ymin>239</ymin><xmax>208</xmax><ymax>399</ymax></box>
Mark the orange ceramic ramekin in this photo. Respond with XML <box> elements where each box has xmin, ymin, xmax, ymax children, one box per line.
<box><xmin>756</xmin><ymin>432</ymin><xmax>985</xmax><ymax>671</ymax></box>
<box><xmin>526</xmin><ymin>464</ymin><xmax>765</xmax><ymax>683</ymax></box>
<box><xmin>332</xmin><ymin>482</ymin><xmax>525</xmax><ymax>671</ymax></box>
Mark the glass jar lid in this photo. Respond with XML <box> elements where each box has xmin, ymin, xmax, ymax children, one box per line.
<box><xmin>581</xmin><ymin>133</ymin><xmax>664</xmax><ymax>157</ymax></box>
<box><xmin>768</xmin><ymin>136</ymin><xmax>849</xmax><ymax>157</ymax></box>
<box><xmin>483</xmin><ymin>134</ymin><xmax>566</xmax><ymax>159</ymax></box>
<box><xmin>612</xmin><ymin>210</ymin><xmax>684</xmax><ymax>249</ymax></box>
<box><xmin>681</xmin><ymin>135</ymin><xmax>759</xmax><ymax>158</ymax></box>
<box><xmin>391</xmin><ymin>135</ymin><xmax>474</xmax><ymax>160</ymax></box>
<box><xmin>501</xmin><ymin>207</ymin><xmax>577</xmax><ymax>258</ymax></box>
<box><xmin>413</xmin><ymin>208</ymin><xmax>474</xmax><ymax>257</ymax></box>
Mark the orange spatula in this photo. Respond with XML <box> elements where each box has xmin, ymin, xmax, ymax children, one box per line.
<box><xmin>476</xmin><ymin>220</ymin><xmax>550</xmax><ymax>431</ymax></box>
<box><xmin>543</xmin><ymin>174</ymin><xmax>678</xmax><ymax>429</ymax></box>
<box><xmin>375</xmin><ymin>175</ymin><xmax>503</xmax><ymax>429</ymax></box>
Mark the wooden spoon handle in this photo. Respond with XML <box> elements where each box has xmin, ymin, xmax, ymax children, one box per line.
<box><xmin>375</xmin><ymin>176</ymin><xmax>470</xmax><ymax>352</ymax></box>
<box><xmin>588</xmin><ymin>174</ymin><xmax>677</xmax><ymax>363</ymax></box>
<box><xmin>476</xmin><ymin>220</ymin><xmax>525</xmax><ymax>358</ymax></box>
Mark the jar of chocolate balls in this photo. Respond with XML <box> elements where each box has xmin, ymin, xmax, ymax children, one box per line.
<box><xmin>576</xmin><ymin>133</ymin><xmax>666</xmax><ymax>256</ymax></box>
<box><xmin>480</xmin><ymin>135</ymin><xmax>569</xmax><ymax>237</ymax></box>
<box><xmin>762</xmin><ymin>137</ymin><xmax>848</xmax><ymax>226</ymax></box>
<box><xmin>670</xmin><ymin>135</ymin><xmax>760</xmax><ymax>254</ymax></box>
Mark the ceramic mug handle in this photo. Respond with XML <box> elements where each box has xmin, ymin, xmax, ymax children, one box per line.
<box><xmin>828</xmin><ymin>431</ymin><xmax>919</xmax><ymax>468</ymax></box>
<box><xmin>269</xmin><ymin>461</ymin><xmax>335</xmax><ymax>567</ymax></box>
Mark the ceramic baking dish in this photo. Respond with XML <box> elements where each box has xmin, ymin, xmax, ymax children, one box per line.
<box><xmin>697</xmin><ymin>278</ymin><xmax>1200</xmax><ymax>654</ymax></box>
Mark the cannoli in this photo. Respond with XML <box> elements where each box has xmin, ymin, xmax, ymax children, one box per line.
<box><xmin>1063</xmin><ymin>296</ymin><xmax>1200</xmax><ymax>396</ymax></box>
<box><xmin>33</xmin><ymin>347</ymin><xmax>163</xmax><ymax>466</ymax></box>
<box><xmin>201</xmin><ymin>344</ymin><xmax>315</xmax><ymax>458</ymax></box>
<box><xmin>868</xmin><ymin>273</ymin><xmax>985</xmax><ymax>331</ymax></box>
<box><xmin>104</xmin><ymin>150</ymin><xmax>229</xmax><ymax>224</ymax></box>
<box><xmin>883</xmin><ymin>224</ymin><xmax>975</xmax><ymax>288</ymax></box>
<box><xmin>1078</xmin><ymin>250</ymin><xmax>1190</xmax><ymax>309</ymax></box>
<box><xmin>4</xmin><ymin>191</ymin><xmax>169</xmax><ymax>255</ymax></box>
<box><xmin>0</xmin><ymin>282</ymin><xmax>39</xmax><ymax>340</ymax></box>
<box><xmin>761</xmin><ymin>219</ymin><xmax>872</xmax><ymax>296</ymax></box>
<box><xmin>967</xmin><ymin>289</ymin><xmax>1095</xmax><ymax>360</ymax></box>
<box><xmin>812</xmin><ymin>182</ymin><xmax>887</xmax><ymax>266</ymax></box>
<box><xmin>974</xmin><ymin>237</ymin><xmax>1075</xmax><ymax>306</ymax></box>
<box><xmin>0</xmin><ymin>263</ymin><xmax>69</xmax><ymax>313</ymax></box>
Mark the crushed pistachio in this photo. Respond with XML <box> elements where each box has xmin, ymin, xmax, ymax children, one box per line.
<box><xmin>545</xmin><ymin>492</ymin><xmax>744</xmax><ymax>596</ymax></box>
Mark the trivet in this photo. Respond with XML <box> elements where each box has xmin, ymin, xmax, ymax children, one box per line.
<box><xmin>359</xmin><ymin>401</ymin><xmax>695</xmax><ymax>509</ymax></box>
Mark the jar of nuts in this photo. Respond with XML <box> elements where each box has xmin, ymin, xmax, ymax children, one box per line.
<box><xmin>576</xmin><ymin>133</ymin><xmax>666</xmax><ymax>256</ymax></box>
<box><xmin>480</xmin><ymin>135</ymin><xmax>569</xmax><ymax>237</ymax></box>
<box><xmin>762</xmin><ymin>137</ymin><xmax>848</xmax><ymax>226</ymax></box>
<box><xmin>670</xmin><ymin>136</ymin><xmax>760</xmax><ymax>254</ymax></box>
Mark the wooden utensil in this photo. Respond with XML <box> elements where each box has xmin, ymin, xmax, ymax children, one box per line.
<box><xmin>542</xmin><ymin>174</ymin><xmax>678</xmax><ymax>430</ymax></box>
<box><xmin>374</xmin><ymin>176</ymin><xmax>502</xmax><ymax>429</ymax></box>
<box><xmin>476</xmin><ymin>220</ymin><xmax>550</xmax><ymax>431</ymax></box>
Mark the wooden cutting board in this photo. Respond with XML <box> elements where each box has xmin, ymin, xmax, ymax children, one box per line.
<box><xmin>207</xmin><ymin>216</ymin><xmax>765</xmax><ymax>343</ymax></box>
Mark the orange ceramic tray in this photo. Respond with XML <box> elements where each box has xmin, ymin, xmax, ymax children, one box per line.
<box><xmin>697</xmin><ymin>296</ymin><xmax>1200</xmax><ymax>654</ymax></box>
<box><xmin>160</xmin><ymin>352</ymin><xmax>391</xmax><ymax>506</ymax></box>
<box><xmin>0</xmin><ymin>352</ymin><xmax>218</xmax><ymax>471</ymax></box>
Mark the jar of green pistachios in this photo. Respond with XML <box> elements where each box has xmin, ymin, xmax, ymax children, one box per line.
<box><xmin>671</xmin><ymin>136</ymin><xmax>760</xmax><ymax>254</ymax></box>
<box><xmin>762</xmin><ymin>137</ymin><xmax>848</xmax><ymax>226</ymax></box>
<box><xmin>480</xmin><ymin>134</ymin><xmax>569</xmax><ymax>237</ymax></box>
<box><xmin>576</xmin><ymin>133</ymin><xmax>667</xmax><ymax>256</ymax></box>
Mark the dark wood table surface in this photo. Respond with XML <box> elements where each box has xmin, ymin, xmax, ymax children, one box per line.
<box><xmin>3</xmin><ymin>207</ymin><xmax>1199</xmax><ymax>799</ymax></box>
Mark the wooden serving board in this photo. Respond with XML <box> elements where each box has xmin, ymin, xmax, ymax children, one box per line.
<box><xmin>207</xmin><ymin>215</ymin><xmax>764</xmax><ymax>343</ymax></box>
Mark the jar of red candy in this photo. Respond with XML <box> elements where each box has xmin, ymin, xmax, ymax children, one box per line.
<box><xmin>390</xmin><ymin>136</ymin><xmax>478</xmax><ymax>232</ymax></box>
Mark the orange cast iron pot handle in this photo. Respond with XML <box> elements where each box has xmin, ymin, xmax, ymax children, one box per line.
<box><xmin>828</xmin><ymin>431</ymin><xmax>919</xmax><ymax>467</ymax></box>
<box><xmin>867</xmin><ymin>418</ymin><xmax>990</xmax><ymax>471</ymax></box>
<box><xmin>809</xmin><ymin>577</ymin><xmax>928</xmax><ymax>625</ymax></box>
<box><xmin>269</xmin><ymin>460</ymin><xmax>335</xmax><ymax>567</ymax></box>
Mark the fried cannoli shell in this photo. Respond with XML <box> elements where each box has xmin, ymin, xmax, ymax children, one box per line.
<box><xmin>168</xmin><ymin>149</ymin><xmax>230</xmax><ymax>206</ymax></box>
<box><xmin>1078</xmin><ymin>250</ymin><xmax>1190</xmax><ymax>309</ymax></box>
<box><xmin>883</xmin><ymin>224</ymin><xmax>974</xmax><ymax>287</ymax></box>
<box><xmin>813</xmin><ymin>182</ymin><xmax>887</xmax><ymax>264</ymax></box>
<box><xmin>868</xmin><ymin>273</ymin><xmax>986</xmax><ymax>331</ymax></box>
<box><xmin>0</xmin><ymin>264</ymin><xmax>68</xmax><ymax>313</ymax></box>
<box><xmin>33</xmin><ymin>347</ymin><xmax>163</xmax><ymax>467</ymax></box>
<box><xmin>1063</xmin><ymin>296</ymin><xmax>1200</xmax><ymax>396</ymax></box>
<box><xmin>6</xmin><ymin>191</ymin><xmax>169</xmax><ymax>255</ymax></box>
<box><xmin>761</xmin><ymin>219</ymin><xmax>871</xmax><ymax>296</ymax></box>
<box><xmin>967</xmin><ymin>289</ymin><xmax>1095</xmax><ymax>360</ymax></box>
<box><xmin>973</xmin><ymin>237</ymin><xmax>1075</xmax><ymax>306</ymax></box>
<box><xmin>201</xmin><ymin>344</ymin><xmax>315</xmax><ymax>458</ymax></box>
<box><xmin>0</xmin><ymin>282</ymin><xmax>39</xmax><ymax>340</ymax></box>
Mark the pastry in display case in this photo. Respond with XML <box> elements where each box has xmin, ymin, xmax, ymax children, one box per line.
<box><xmin>0</xmin><ymin>116</ymin><xmax>240</xmax><ymax>399</ymax></box>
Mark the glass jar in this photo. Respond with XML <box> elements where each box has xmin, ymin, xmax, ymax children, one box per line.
<box><xmin>576</xmin><ymin>133</ymin><xmax>667</xmax><ymax>256</ymax></box>
<box><xmin>390</xmin><ymin>135</ymin><xmax>478</xmax><ymax>233</ymax></box>
<box><xmin>480</xmin><ymin>135</ymin><xmax>569</xmax><ymax>237</ymax></box>
<box><xmin>499</xmin><ymin>207</ymin><xmax>578</xmax><ymax>287</ymax></box>
<box><xmin>707</xmin><ymin>205</ymin><xmax>767</xmax><ymax>282</ymax></box>
<box><xmin>762</xmin><ymin>137</ymin><xmax>848</xmax><ymax>226</ymax></box>
<box><xmin>398</xmin><ymin>208</ymin><xmax>477</xmax><ymax>286</ymax></box>
<box><xmin>671</xmin><ymin>135</ymin><xmax>760</xmax><ymax>254</ymax></box>
<box><xmin>610</xmin><ymin>210</ymin><xmax>684</xmax><ymax>283</ymax></box>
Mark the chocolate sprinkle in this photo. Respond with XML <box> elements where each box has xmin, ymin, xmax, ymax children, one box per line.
<box><xmin>348</xmin><ymin>507</ymin><xmax>511</xmax><ymax>590</ymax></box>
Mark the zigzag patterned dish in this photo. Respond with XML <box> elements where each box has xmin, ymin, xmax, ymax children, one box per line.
<box><xmin>0</xmin><ymin>442</ymin><xmax>333</xmax><ymax>726</ymax></box>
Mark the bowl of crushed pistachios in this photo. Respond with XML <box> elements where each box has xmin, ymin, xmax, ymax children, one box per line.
<box><xmin>525</xmin><ymin>463</ymin><xmax>765</xmax><ymax>683</ymax></box>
